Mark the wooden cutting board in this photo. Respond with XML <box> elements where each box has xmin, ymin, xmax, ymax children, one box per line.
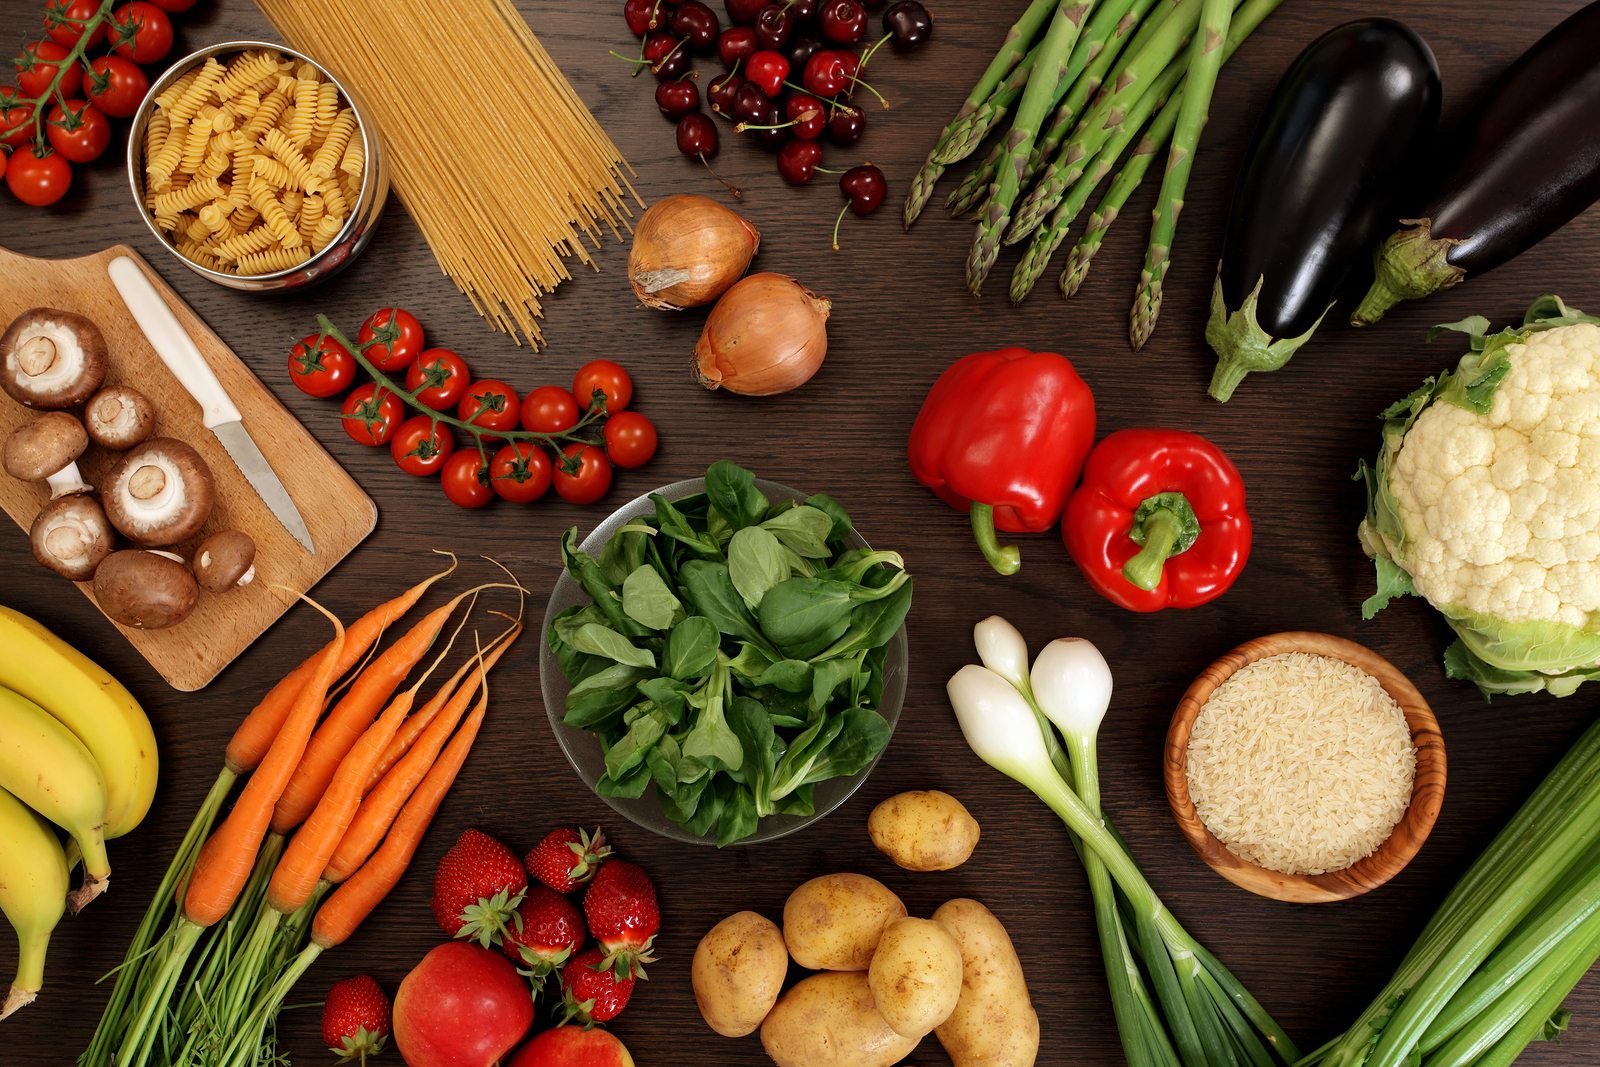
<box><xmin>0</xmin><ymin>244</ymin><xmax>376</xmax><ymax>691</ymax></box>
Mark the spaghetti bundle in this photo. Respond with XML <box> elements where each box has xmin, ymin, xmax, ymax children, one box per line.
<box><xmin>254</xmin><ymin>0</ymin><xmax>637</xmax><ymax>345</ymax></box>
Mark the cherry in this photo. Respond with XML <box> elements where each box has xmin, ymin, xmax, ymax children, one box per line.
<box><xmin>671</xmin><ymin>1</ymin><xmax>722</xmax><ymax>53</ymax></box>
<box><xmin>642</xmin><ymin>30</ymin><xmax>678</xmax><ymax>63</ymax></box>
<box><xmin>883</xmin><ymin>1</ymin><xmax>932</xmax><ymax>51</ymax></box>
<box><xmin>826</xmin><ymin>103</ymin><xmax>865</xmax><ymax>145</ymax></box>
<box><xmin>802</xmin><ymin>49</ymin><xmax>851</xmax><ymax>95</ymax></box>
<box><xmin>746</xmin><ymin>102</ymin><xmax>789</xmax><ymax>150</ymax></box>
<box><xmin>787</xmin><ymin>32</ymin><xmax>825</xmax><ymax>68</ymax></box>
<box><xmin>753</xmin><ymin>4</ymin><xmax>792</xmax><ymax>48</ymax></box>
<box><xmin>717</xmin><ymin>26</ymin><xmax>758</xmax><ymax>66</ymax></box>
<box><xmin>653</xmin><ymin>44</ymin><xmax>691</xmax><ymax>79</ymax></box>
<box><xmin>724</xmin><ymin>0</ymin><xmax>766</xmax><ymax>24</ymax></box>
<box><xmin>820</xmin><ymin>0</ymin><xmax>868</xmax><ymax>44</ymax></box>
<box><xmin>708</xmin><ymin>70</ymin><xmax>745</xmax><ymax>116</ymax></box>
<box><xmin>746</xmin><ymin>49</ymin><xmax>789</xmax><ymax>96</ymax></box>
<box><xmin>777</xmin><ymin>139</ymin><xmax>824</xmax><ymax>184</ymax></box>
<box><xmin>656</xmin><ymin>78</ymin><xmax>700</xmax><ymax>117</ymax></box>
<box><xmin>785</xmin><ymin>94</ymin><xmax>827</xmax><ymax>139</ymax></box>
<box><xmin>731</xmin><ymin>80</ymin><xmax>771</xmax><ymax>122</ymax></box>
<box><xmin>624</xmin><ymin>0</ymin><xmax>667</xmax><ymax>36</ymax></box>
<box><xmin>676</xmin><ymin>112</ymin><xmax>719</xmax><ymax>157</ymax></box>
<box><xmin>833</xmin><ymin>163</ymin><xmax>887</xmax><ymax>248</ymax></box>
<box><xmin>788</xmin><ymin>0</ymin><xmax>820</xmax><ymax>19</ymax></box>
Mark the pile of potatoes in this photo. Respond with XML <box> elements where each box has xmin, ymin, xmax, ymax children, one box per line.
<box><xmin>692</xmin><ymin>792</ymin><xmax>1037</xmax><ymax>1067</ymax></box>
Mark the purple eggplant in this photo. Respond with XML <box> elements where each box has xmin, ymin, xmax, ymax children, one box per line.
<box><xmin>1207</xmin><ymin>19</ymin><xmax>1439</xmax><ymax>401</ymax></box>
<box><xmin>1353</xmin><ymin>0</ymin><xmax>1600</xmax><ymax>325</ymax></box>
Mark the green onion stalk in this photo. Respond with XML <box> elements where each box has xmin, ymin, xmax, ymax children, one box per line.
<box><xmin>952</xmin><ymin>617</ymin><xmax>1299</xmax><ymax>1067</ymax></box>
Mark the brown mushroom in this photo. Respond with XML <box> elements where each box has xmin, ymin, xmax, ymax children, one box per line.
<box><xmin>192</xmin><ymin>530</ymin><xmax>256</xmax><ymax>593</ymax></box>
<box><xmin>30</xmin><ymin>495</ymin><xmax>115</xmax><ymax>581</ymax></box>
<box><xmin>101</xmin><ymin>438</ymin><xmax>214</xmax><ymax>546</ymax></box>
<box><xmin>3</xmin><ymin>412</ymin><xmax>91</xmax><ymax>498</ymax></box>
<box><xmin>93</xmin><ymin>549</ymin><xmax>197</xmax><ymax>629</ymax></box>
<box><xmin>85</xmin><ymin>386</ymin><xmax>156</xmax><ymax>450</ymax></box>
<box><xmin>0</xmin><ymin>308</ymin><xmax>109</xmax><ymax>409</ymax></box>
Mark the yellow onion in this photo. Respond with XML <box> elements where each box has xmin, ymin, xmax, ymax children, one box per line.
<box><xmin>694</xmin><ymin>273</ymin><xmax>831</xmax><ymax>396</ymax></box>
<box><xmin>629</xmin><ymin>195</ymin><xmax>761</xmax><ymax>310</ymax></box>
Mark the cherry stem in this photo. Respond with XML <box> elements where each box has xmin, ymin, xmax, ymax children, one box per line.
<box><xmin>858</xmin><ymin>32</ymin><xmax>893</xmax><ymax>72</ymax></box>
<box><xmin>698</xmin><ymin>153</ymin><xmax>743</xmax><ymax>200</ymax></box>
<box><xmin>850</xmin><ymin>72</ymin><xmax>890</xmax><ymax>110</ymax></box>
<box><xmin>735</xmin><ymin>108</ymin><xmax>817</xmax><ymax>133</ymax></box>
<box><xmin>831</xmin><ymin>201</ymin><xmax>850</xmax><ymax>252</ymax></box>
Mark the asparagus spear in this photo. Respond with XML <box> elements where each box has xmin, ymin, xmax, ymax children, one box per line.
<box><xmin>931</xmin><ymin>42</ymin><xmax>1045</xmax><ymax>181</ymax></box>
<box><xmin>1129</xmin><ymin>0</ymin><xmax>1232</xmax><ymax>349</ymax></box>
<box><xmin>967</xmin><ymin>0</ymin><xmax>1096</xmax><ymax>295</ymax></box>
<box><xmin>902</xmin><ymin>0</ymin><xmax>1058</xmax><ymax>227</ymax></box>
<box><xmin>948</xmin><ymin>140</ymin><xmax>1005</xmax><ymax>217</ymax></box>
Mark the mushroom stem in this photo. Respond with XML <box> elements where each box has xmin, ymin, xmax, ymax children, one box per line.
<box><xmin>44</xmin><ymin>465</ymin><xmax>91</xmax><ymax>499</ymax></box>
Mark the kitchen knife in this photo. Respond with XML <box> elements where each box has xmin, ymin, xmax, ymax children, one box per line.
<box><xmin>107</xmin><ymin>255</ymin><xmax>316</xmax><ymax>554</ymax></box>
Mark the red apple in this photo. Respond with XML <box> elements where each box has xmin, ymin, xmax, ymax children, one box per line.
<box><xmin>394</xmin><ymin>942</ymin><xmax>534</xmax><ymax>1067</ymax></box>
<box><xmin>510</xmin><ymin>1027</ymin><xmax>635</xmax><ymax>1067</ymax></box>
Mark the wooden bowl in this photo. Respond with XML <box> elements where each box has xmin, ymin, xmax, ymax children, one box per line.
<box><xmin>1164</xmin><ymin>631</ymin><xmax>1446</xmax><ymax>904</ymax></box>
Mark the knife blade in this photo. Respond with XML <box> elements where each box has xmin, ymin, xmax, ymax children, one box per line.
<box><xmin>107</xmin><ymin>255</ymin><xmax>316</xmax><ymax>554</ymax></box>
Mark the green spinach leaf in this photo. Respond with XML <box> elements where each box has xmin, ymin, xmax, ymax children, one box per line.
<box><xmin>651</xmin><ymin>494</ymin><xmax>722</xmax><ymax>559</ymax></box>
<box><xmin>570</xmin><ymin>623</ymin><xmax>656</xmax><ymax>669</ymax></box>
<box><xmin>679</xmin><ymin>561</ymin><xmax>769</xmax><ymax>647</ymax></box>
<box><xmin>728</xmin><ymin>526</ymin><xmax>791</xmax><ymax>610</ymax></box>
<box><xmin>706</xmin><ymin>460</ymin><xmax>769</xmax><ymax>531</ymax></box>
<box><xmin>665</xmin><ymin>616</ymin><xmax>719</xmax><ymax>681</ymax></box>
<box><xmin>760</xmin><ymin>505</ymin><xmax>835</xmax><ymax>558</ymax></box>
<box><xmin>562</xmin><ymin>663</ymin><xmax>648</xmax><ymax>729</ymax></box>
<box><xmin>622</xmin><ymin>564</ymin><xmax>683</xmax><ymax>630</ymax></box>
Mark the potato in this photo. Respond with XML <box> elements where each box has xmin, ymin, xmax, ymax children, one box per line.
<box><xmin>868</xmin><ymin>790</ymin><xmax>981</xmax><ymax>872</ymax></box>
<box><xmin>760</xmin><ymin>971</ymin><xmax>921</xmax><ymax>1067</ymax></box>
<box><xmin>784</xmin><ymin>873</ymin><xmax>907</xmax><ymax>971</ymax></box>
<box><xmin>692</xmin><ymin>911</ymin><xmax>789</xmax><ymax>1038</ymax></box>
<box><xmin>932</xmin><ymin>899</ymin><xmax>1040</xmax><ymax>1067</ymax></box>
<box><xmin>868</xmin><ymin>917</ymin><xmax>964</xmax><ymax>1039</ymax></box>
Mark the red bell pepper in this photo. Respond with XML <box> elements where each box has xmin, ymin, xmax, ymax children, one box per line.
<box><xmin>908</xmin><ymin>347</ymin><xmax>1096</xmax><ymax>575</ymax></box>
<box><xmin>1064</xmin><ymin>428</ymin><xmax>1250</xmax><ymax>612</ymax></box>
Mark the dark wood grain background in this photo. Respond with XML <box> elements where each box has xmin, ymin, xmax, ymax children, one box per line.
<box><xmin>2</xmin><ymin>1</ymin><xmax>1597</xmax><ymax>1064</ymax></box>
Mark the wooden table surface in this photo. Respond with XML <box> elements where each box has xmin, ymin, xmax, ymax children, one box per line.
<box><xmin>2</xmin><ymin>2</ymin><xmax>1597</xmax><ymax>1064</ymax></box>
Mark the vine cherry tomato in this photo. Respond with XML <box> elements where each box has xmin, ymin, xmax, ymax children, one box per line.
<box><xmin>604</xmin><ymin>411</ymin><xmax>658</xmax><ymax>469</ymax></box>
<box><xmin>521</xmin><ymin>385</ymin><xmax>580</xmax><ymax>433</ymax></box>
<box><xmin>82</xmin><ymin>55</ymin><xmax>148</xmax><ymax>118</ymax></box>
<box><xmin>340</xmin><ymin>384</ymin><xmax>404</xmax><ymax>446</ymax></box>
<box><xmin>44</xmin><ymin>0</ymin><xmax>106</xmax><ymax>48</ymax></box>
<box><xmin>572</xmin><ymin>359</ymin><xmax>633</xmax><ymax>413</ymax></box>
<box><xmin>390</xmin><ymin>416</ymin><xmax>453</xmax><ymax>477</ymax></box>
<box><xmin>489</xmin><ymin>442</ymin><xmax>552</xmax><ymax>503</ymax></box>
<box><xmin>46</xmin><ymin>101</ymin><xmax>109</xmax><ymax>163</ymax></box>
<box><xmin>15</xmin><ymin>40</ymin><xmax>81</xmax><ymax>99</ymax></box>
<box><xmin>441</xmin><ymin>450</ymin><xmax>494</xmax><ymax>509</ymax></box>
<box><xmin>6</xmin><ymin>148</ymin><xmax>72</xmax><ymax>207</ymax></box>
<box><xmin>554</xmin><ymin>444</ymin><xmax>612</xmax><ymax>505</ymax></box>
<box><xmin>287</xmin><ymin>334</ymin><xmax>356</xmax><ymax>397</ymax></box>
<box><xmin>0</xmin><ymin>88</ymin><xmax>36</xmax><ymax>149</ymax></box>
<box><xmin>405</xmin><ymin>348</ymin><xmax>470</xmax><ymax>411</ymax></box>
<box><xmin>357</xmin><ymin>307</ymin><xmax>425</xmax><ymax>372</ymax></box>
<box><xmin>109</xmin><ymin>3</ymin><xmax>173</xmax><ymax>64</ymax></box>
<box><xmin>457</xmin><ymin>380</ymin><xmax>520</xmax><ymax>440</ymax></box>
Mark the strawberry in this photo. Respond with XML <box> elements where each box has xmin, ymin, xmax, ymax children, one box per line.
<box><xmin>560</xmin><ymin>946</ymin><xmax>634</xmax><ymax>1026</ymax></box>
<box><xmin>321</xmin><ymin>975</ymin><xmax>391</xmax><ymax>1065</ymax></box>
<box><xmin>431</xmin><ymin>828</ymin><xmax>527</xmax><ymax>948</ymax></box>
<box><xmin>503</xmin><ymin>884</ymin><xmax>587</xmax><ymax>990</ymax></box>
<box><xmin>581</xmin><ymin>859</ymin><xmax>659</xmax><ymax>980</ymax></box>
<box><xmin>526</xmin><ymin>826</ymin><xmax>612</xmax><ymax>894</ymax></box>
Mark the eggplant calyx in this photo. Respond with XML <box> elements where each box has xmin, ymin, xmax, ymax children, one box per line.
<box><xmin>1352</xmin><ymin>218</ymin><xmax>1466</xmax><ymax>327</ymax></box>
<box><xmin>1204</xmin><ymin>276</ymin><xmax>1327</xmax><ymax>403</ymax></box>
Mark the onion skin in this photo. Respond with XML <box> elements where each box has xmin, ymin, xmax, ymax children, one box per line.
<box><xmin>694</xmin><ymin>273</ymin><xmax>831</xmax><ymax>396</ymax></box>
<box><xmin>629</xmin><ymin>195</ymin><xmax>761</xmax><ymax>311</ymax></box>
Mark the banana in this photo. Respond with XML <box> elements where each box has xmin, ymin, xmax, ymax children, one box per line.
<box><xmin>0</xmin><ymin>605</ymin><xmax>158</xmax><ymax>839</ymax></box>
<box><xmin>0</xmin><ymin>685</ymin><xmax>111</xmax><ymax>911</ymax></box>
<box><xmin>0</xmin><ymin>785</ymin><xmax>68</xmax><ymax>1020</ymax></box>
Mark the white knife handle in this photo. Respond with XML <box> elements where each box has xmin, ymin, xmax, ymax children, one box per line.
<box><xmin>108</xmin><ymin>256</ymin><xmax>241</xmax><ymax>429</ymax></box>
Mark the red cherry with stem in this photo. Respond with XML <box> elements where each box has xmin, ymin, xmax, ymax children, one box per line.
<box><xmin>744</xmin><ymin>101</ymin><xmax>790</xmax><ymax>150</ymax></box>
<box><xmin>819</xmin><ymin>0</ymin><xmax>867</xmax><ymax>43</ymax></box>
<box><xmin>784</xmin><ymin>94</ymin><xmax>826</xmax><ymax>139</ymax></box>
<box><xmin>802</xmin><ymin>50</ymin><xmax>850</xmax><ymax>95</ymax></box>
<box><xmin>834</xmin><ymin>50</ymin><xmax>889</xmax><ymax>108</ymax></box>
<box><xmin>656</xmin><ymin>78</ymin><xmax>700</xmax><ymax>117</ymax></box>
<box><xmin>787</xmin><ymin>33</ymin><xmax>824</xmax><ymax>68</ymax></box>
<box><xmin>724</xmin><ymin>0</ymin><xmax>766</xmax><ymax>24</ymax></box>
<box><xmin>882</xmin><ymin>0</ymin><xmax>932</xmax><ymax>51</ymax></box>
<box><xmin>777</xmin><ymin>139</ymin><xmax>823</xmax><ymax>184</ymax></box>
<box><xmin>677</xmin><ymin>113</ymin><xmax>742</xmax><ymax>196</ymax></box>
<box><xmin>753</xmin><ymin>4</ymin><xmax>792</xmax><ymax>48</ymax></box>
<box><xmin>731</xmin><ymin>80</ymin><xmax>770</xmax><ymax>122</ymax></box>
<box><xmin>653</xmin><ymin>43</ymin><xmax>691</xmax><ymax>79</ymax></box>
<box><xmin>826</xmin><ymin>102</ymin><xmax>865</xmax><ymax>145</ymax></box>
<box><xmin>624</xmin><ymin>0</ymin><xmax>667</xmax><ymax>36</ymax></box>
<box><xmin>670</xmin><ymin>0</ymin><xmax>721</xmax><ymax>53</ymax></box>
<box><xmin>708</xmin><ymin>70</ymin><xmax>745</xmax><ymax>116</ymax></box>
<box><xmin>746</xmin><ymin>49</ymin><xmax>789</xmax><ymax>96</ymax></box>
<box><xmin>832</xmin><ymin>162</ymin><xmax>886</xmax><ymax>248</ymax></box>
<box><xmin>641</xmin><ymin>31</ymin><xmax>677</xmax><ymax>62</ymax></box>
<box><xmin>717</xmin><ymin>26</ymin><xmax>757</xmax><ymax>66</ymax></box>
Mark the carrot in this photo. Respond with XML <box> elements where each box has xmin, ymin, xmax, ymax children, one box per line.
<box><xmin>224</xmin><ymin>554</ymin><xmax>457</xmax><ymax>774</ymax></box>
<box><xmin>269</xmin><ymin>581</ymin><xmax>510</xmax><ymax>835</ymax></box>
<box><xmin>327</xmin><ymin>624</ymin><xmax>520</xmax><ymax>884</ymax></box>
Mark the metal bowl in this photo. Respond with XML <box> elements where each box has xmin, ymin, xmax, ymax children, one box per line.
<box><xmin>126</xmin><ymin>40</ymin><xmax>388</xmax><ymax>292</ymax></box>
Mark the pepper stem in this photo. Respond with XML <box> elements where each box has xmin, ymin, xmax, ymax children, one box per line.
<box><xmin>970</xmin><ymin>503</ymin><xmax>1021</xmax><ymax>576</ymax></box>
<box><xmin>1123</xmin><ymin>492</ymin><xmax>1201</xmax><ymax>591</ymax></box>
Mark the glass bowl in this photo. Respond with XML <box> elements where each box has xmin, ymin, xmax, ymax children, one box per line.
<box><xmin>539</xmin><ymin>476</ymin><xmax>908</xmax><ymax>847</ymax></box>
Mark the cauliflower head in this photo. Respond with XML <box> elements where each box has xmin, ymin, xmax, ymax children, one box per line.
<box><xmin>1360</xmin><ymin>297</ymin><xmax>1600</xmax><ymax>697</ymax></box>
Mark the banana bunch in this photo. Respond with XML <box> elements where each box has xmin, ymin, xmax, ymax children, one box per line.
<box><xmin>0</xmin><ymin>605</ymin><xmax>158</xmax><ymax>1021</ymax></box>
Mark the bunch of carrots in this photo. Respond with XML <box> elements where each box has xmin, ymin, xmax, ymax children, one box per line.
<box><xmin>79</xmin><ymin>554</ymin><xmax>525</xmax><ymax>1067</ymax></box>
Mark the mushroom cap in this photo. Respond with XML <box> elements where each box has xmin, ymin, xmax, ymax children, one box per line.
<box><xmin>102</xmin><ymin>437</ymin><xmax>215</xmax><ymax>546</ymax></box>
<box><xmin>85</xmin><ymin>386</ymin><xmax>156</xmax><ymax>450</ymax></box>
<box><xmin>4</xmin><ymin>412</ymin><xmax>89</xmax><ymax>482</ymax></box>
<box><xmin>93</xmin><ymin>549</ymin><xmax>198</xmax><ymax>629</ymax></box>
<box><xmin>0</xmin><ymin>308</ymin><xmax>109</xmax><ymax>410</ymax></box>
<box><xmin>30</xmin><ymin>494</ymin><xmax>115</xmax><ymax>581</ymax></box>
<box><xmin>192</xmin><ymin>529</ymin><xmax>256</xmax><ymax>593</ymax></box>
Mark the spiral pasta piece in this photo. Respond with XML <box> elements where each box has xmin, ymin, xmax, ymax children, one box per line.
<box><xmin>289</xmin><ymin>79</ymin><xmax>318</xmax><ymax>146</ymax></box>
<box><xmin>310</xmin><ymin>109</ymin><xmax>357</xmax><ymax>179</ymax></box>
<box><xmin>167</xmin><ymin>59</ymin><xmax>227</xmax><ymax>124</ymax></box>
<box><xmin>250</xmin><ymin>182</ymin><xmax>303</xmax><ymax>248</ymax></box>
<box><xmin>237</xmin><ymin>245</ymin><xmax>312</xmax><ymax>275</ymax></box>
<box><xmin>217</xmin><ymin>51</ymin><xmax>279</xmax><ymax>100</ymax></box>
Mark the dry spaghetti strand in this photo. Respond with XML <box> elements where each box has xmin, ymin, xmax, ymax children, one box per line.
<box><xmin>253</xmin><ymin>0</ymin><xmax>638</xmax><ymax>346</ymax></box>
